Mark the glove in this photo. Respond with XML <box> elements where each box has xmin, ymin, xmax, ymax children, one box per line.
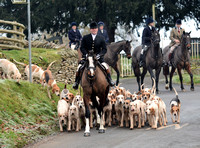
<box><xmin>96</xmin><ymin>54</ymin><xmax>101</xmax><ymax>60</ymax></box>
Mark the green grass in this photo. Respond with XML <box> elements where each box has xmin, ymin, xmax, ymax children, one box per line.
<box><xmin>0</xmin><ymin>80</ymin><xmax>78</xmax><ymax>148</ymax></box>
<box><xmin>173</xmin><ymin>74</ymin><xmax>200</xmax><ymax>84</ymax></box>
<box><xmin>0</xmin><ymin>48</ymin><xmax>61</xmax><ymax>67</ymax></box>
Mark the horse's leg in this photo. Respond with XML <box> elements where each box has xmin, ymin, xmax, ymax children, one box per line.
<box><xmin>133</xmin><ymin>66</ymin><xmax>141</xmax><ymax>91</ymax></box>
<box><xmin>155</xmin><ymin>67</ymin><xmax>161</xmax><ymax>93</ymax></box>
<box><xmin>95</xmin><ymin>109</ymin><xmax>100</xmax><ymax>130</ymax></box>
<box><xmin>147</xmin><ymin>67</ymin><xmax>155</xmax><ymax>87</ymax></box>
<box><xmin>169</xmin><ymin>66</ymin><xmax>176</xmax><ymax>91</ymax></box>
<box><xmin>163</xmin><ymin>65</ymin><xmax>170</xmax><ymax>90</ymax></box>
<box><xmin>97</xmin><ymin>105</ymin><xmax>105</xmax><ymax>133</ymax></box>
<box><xmin>141</xmin><ymin>68</ymin><xmax>147</xmax><ymax>87</ymax></box>
<box><xmin>83</xmin><ymin>94</ymin><xmax>90</xmax><ymax>137</ymax></box>
<box><xmin>113</xmin><ymin>64</ymin><xmax>120</xmax><ymax>86</ymax></box>
<box><xmin>177</xmin><ymin>65</ymin><xmax>185</xmax><ymax>91</ymax></box>
<box><xmin>185</xmin><ymin>63</ymin><xmax>194</xmax><ymax>91</ymax></box>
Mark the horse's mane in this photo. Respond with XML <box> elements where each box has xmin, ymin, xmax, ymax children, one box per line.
<box><xmin>110</xmin><ymin>40</ymin><xmax>126</xmax><ymax>44</ymax></box>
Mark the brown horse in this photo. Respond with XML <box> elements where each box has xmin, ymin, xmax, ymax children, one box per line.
<box><xmin>104</xmin><ymin>40</ymin><xmax>132</xmax><ymax>85</ymax></box>
<box><xmin>81</xmin><ymin>51</ymin><xmax>110</xmax><ymax>136</ymax></box>
<box><xmin>132</xmin><ymin>30</ymin><xmax>162</xmax><ymax>93</ymax></box>
<box><xmin>163</xmin><ymin>31</ymin><xmax>194</xmax><ymax>91</ymax></box>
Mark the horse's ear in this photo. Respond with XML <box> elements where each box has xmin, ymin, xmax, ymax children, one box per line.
<box><xmin>189</xmin><ymin>31</ymin><xmax>191</xmax><ymax>34</ymax></box>
<box><xmin>183</xmin><ymin>31</ymin><xmax>185</xmax><ymax>35</ymax></box>
<box><xmin>129</xmin><ymin>40</ymin><xmax>132</xmax><ymax>43</ymax></box>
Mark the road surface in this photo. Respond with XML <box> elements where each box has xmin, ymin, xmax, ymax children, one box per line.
<box><xmin>27</xmin><ymin>77</ymin><xmax>200</xmax><ymax>148</ymax></box>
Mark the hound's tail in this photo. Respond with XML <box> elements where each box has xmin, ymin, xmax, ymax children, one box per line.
<box><xmin>151</xmin><ymin>78</ymin><xmax>156</xmax><ymax>95</ymax></box>
<box><xmin>47</xmin><ymin>60</ymin><xmax>56</xmax><ymax>70</ymax></box>
<box><xmin>173</xmin><ymin>87</ymin><xmax>179</xmax><ymax>99</ymax></box>
<box><xmin>13</xmin><ymin>59</ymin><xmax>27</xmax><ymax>67</ymax></box>
<box><xmin>64</xmin><ymin>80</ymin><xmax>67</xmax><ymax>89</ymax></box>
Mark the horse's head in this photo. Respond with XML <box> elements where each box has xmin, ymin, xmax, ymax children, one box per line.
<box><xmin>181</xmin><ymin>31</ymin><xmax>191</xmax><ymax>50</ymax></box>
<box><xmin>87</xmin><ymin>51</ymin><xmax>97</xmax><ymax>79</ymax></box>
<box><xmin>123</xmin><ymin>40</ymin><xmax>132</xmax><ymax>59</ymax></box>
<box><xmin>151</xmin><ymin>30</ymin><xmax>160</xmax><ymax>46</ymax></box>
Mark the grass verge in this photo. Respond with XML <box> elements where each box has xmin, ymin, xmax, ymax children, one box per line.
<box><xmin>0</xmin><ymin>80</ymin><xmax>78</xmax><ymax>148</ymax></box>
<box><xmin>172</xmin><ymin>74</ymin><xmax>200</xmax><ymax>85</ymax></box>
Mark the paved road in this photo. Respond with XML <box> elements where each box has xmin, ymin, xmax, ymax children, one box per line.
<box><xmin>28</xmin><ymin>77</ymin><xmax>200</xmax><ymax>148</ymax></box>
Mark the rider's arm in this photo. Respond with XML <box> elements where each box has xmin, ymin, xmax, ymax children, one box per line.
<box><xmin>68</xmin><ymin>30</ymin><xmax>76</xmax><ymax>42</ymax></box>
<box><xmin>105</xmin><ymin>30</ymin><xmax>109</xmax><ymax>43</ymax></box>
<box><xmin>80</xmin><ymin>36</ymin><xmax>87</xmax><ymax>56</ymax></box>
<box><xmin>142</xmin><ymin>28</ymin><xmax>151</xmax><ymax>43</ymax></box>
<box><xmin>100</xmin><ymin>37</ymin><xmax>107</xmax><ymax>56</ymax></box>
<box><xmin>169</xmin><ymin>28</ymin><xmax>176</xmax><ymax>43</ymax></box>
<box><xmin>78</xmin><ymin>30</ymin><xmax>82</xmax><ymax>41</ymax></box>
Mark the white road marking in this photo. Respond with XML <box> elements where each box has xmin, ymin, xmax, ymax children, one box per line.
<box><xmin>145</xmin><ymin>123</ymin><xmax>189</xmax><ymax>131</ymax></box>
<box><xmin>175</xmin><ymin>123</ymin><xmax>189</xmax><ymax>130</ymax></box>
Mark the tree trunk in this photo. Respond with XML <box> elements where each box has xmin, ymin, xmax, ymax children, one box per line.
<box><xmin>107</xmin><ymin>26</ymin><xmax>116</xmax><ymax>43</ymax></box>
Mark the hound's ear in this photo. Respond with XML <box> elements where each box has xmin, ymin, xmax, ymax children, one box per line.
<box><xmin>183</xmin><ymin>31</ymin><xmax>185</xmax><ymax>35</ymax></box>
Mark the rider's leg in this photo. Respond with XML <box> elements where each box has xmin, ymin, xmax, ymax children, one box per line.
<box><xmin>73</xmin><ymin>63</ymin><xmax>84</xmax><ymax>90</ymax></box>
<box><xmin>101</xmin><ymin>62</ymin><xmax>115</xmax><ymax>87</ymax></box>
<box><xmin>140</xmin><ymin>45</ymin><xmax>148</xmax><ymax>67</ymax></box>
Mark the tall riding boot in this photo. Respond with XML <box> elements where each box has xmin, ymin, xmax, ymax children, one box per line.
<box><xmin>73</xmin><ymin>71</ymin><xmax>81</xmax><ymax>90</ymax></box>
<box><xmin>106</xmin><ymin>69</ymin><xmax>115</xmax><ymax>87</ymax></box>
<box><xmin>139</xmin><ymin>53</ymin><xmax>144</xmax><ymax>67</ymax></box>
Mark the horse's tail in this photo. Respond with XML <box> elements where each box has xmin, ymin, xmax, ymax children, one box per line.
<box><xmin>47</xmin><ymin>60</ymin><xmax>56</xmax><ymax>70</ymax></box>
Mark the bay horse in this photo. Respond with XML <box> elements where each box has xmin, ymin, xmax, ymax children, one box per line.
<box><xmin>81</xmin><ymin>51</ymin><xmax>110</xmax><ymax>136</ymax></box>
<box><xmin>104</xmin><ymin>40</ymin><xmax>132</xmax><ymax>86</ymax></box>
<box><xmin>132</xmin><ymin>30</ymin><xmax>162</xmax><ymax>93</ymax></box>
<box><xmin>163</xmin><ymin>31</ymin><xmax>194</xmax><ymax>91</ymax></box>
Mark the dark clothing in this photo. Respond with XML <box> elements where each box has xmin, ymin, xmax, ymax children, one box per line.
<box><xmin>142</xmin><ymin>26</ymin><xmax>155</xmax><ymax>46</ymax></box>
<box><xmin>97</xmin><ymin>29</ymin><xmax>109</xmax><ymax>43</ymax></box>
<box><xmin>68</xmin><ymin>29</ymin><xmax>82</xmax><ymax>46</ymax></box>
<box><xmin>80</xmin><ymin>34</ymin><xmax>107</xmax><ymax>58</ymax></box>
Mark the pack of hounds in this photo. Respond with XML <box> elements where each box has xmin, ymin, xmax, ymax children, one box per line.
<box><xmin>0</xmin><ymin>59</ymin><xmax>181</xmax><ymax>132</ymax></box>
<box><xmin>58</xmin><ymin>79</ymin><xmax>181</xmax><ymax>132</ymax></box>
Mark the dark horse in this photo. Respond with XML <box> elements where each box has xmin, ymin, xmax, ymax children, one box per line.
<box><xmin>104</xmin><ymin>40</ymin><xmax>132</xmax><ymax>86</ymax></box>
<box><xmin>81</xmin><ymin>51</ymin><xmax>110</xmax><ymax>136</ymax></box>
<box><xmin>163</xmin><ymin>31</ymin><xmax>194</xmax><ymax>91</ymax></box>
<box><xmin>132</xmin><ymin>30</ymin><xmax>162</xmax><ymax>93</ymax></box>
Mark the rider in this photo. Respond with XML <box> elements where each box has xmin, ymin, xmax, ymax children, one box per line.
<box><xmin>68</xmin><ymin>22</ymin><xmax>82</xmax><ymax>50</ymax></box>
<box><xmin>72</xmin><ymin>21</ymin><xmax>115</xmax><ymax>90</ymax></box>
<box><xmin>139</xmin><ymin>17</ymin><xmax>155</xmax><ymax>67</ymax></box>
<box><xmin>169</xmin><ymin>19</ymin><xmax>185</xmax><ymax>62</ymax></box>
<box><xmin>97</xmin><ymin>21</ymin><xmax>109</xmax><ymax>44</ymax></box>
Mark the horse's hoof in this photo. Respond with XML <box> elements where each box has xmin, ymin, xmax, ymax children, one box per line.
<box><xmin>98</xmin><ymin>129</ymin><xmax>105</xmax><ymax>133</ymax></box>
<box><xmin>96</xmin><ymin>124</ymin><xmax>100</xmax><ymax>130</ymax></box>
<box><xmin>156</xmin><ymin>90</ymin><xmax>160</xmax><ymax>94</ymax></box>
<box><xmin>84</xmin><ymin>132</ymin><xmax>90</xmax><ymax>137</ymax></box>
<box><xmin>165</xmin><ymin>84</ymin><xmax>169</xmax><ymax>90</ymax></box>
<box><xmin>170</xmin><ymin>88</ymin><xmax>173</xmax><ymax>91</ymax></box>
<box><xmin>191</xmin><ymin>87</ymin><xmax>194</xmax><ymax>91</ymax></box>
<box><xmin>130</xmin><ymin>128</ymin><xmax>133</xmax><ymax>130</ymax></box>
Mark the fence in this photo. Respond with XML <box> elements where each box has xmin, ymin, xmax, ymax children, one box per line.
<box><xmin>0</xmin><ymin>20</ymin><xmax>25</xmax><ymax>50</ymax></box>
<box><xmin>120</xmin><ymin>54</ymin><xmax>134</xmax><ymax>77</ymax></box>
<box><xmin>191</xmin><ymin>39</ymin><xmax>200</xmax><ymax>60</ymax></box>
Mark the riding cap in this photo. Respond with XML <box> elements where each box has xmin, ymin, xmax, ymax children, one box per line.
<box><xmin>98</xmin><ymin>21</ymin><xmax>104</xmax><ymax>26</ymax></box>
<box><xmin>71</xmin><ymin>22</ymin><xmax>77</xmax><ymax>27</ymax></box>
<box><xmin>90</xmin><ymin>21</ymin><xmax>98</xmax><ymax>29</ymax></box>
<box><xmin>176</xmin><ymin>19</ymin><xmax>182</xmax><ymax>25</ymax></box>
<box><xmin>145</xmin><ymin>17</ymin><xmax>154</xmax><ymax>25</ymax></box>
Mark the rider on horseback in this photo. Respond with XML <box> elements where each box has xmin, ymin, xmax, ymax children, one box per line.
<box><xmin>168</xmin><ymin>19</ymin><xmax>185</xmax><ymax>63</ymax></box>
<box><xmin>68</xmin><ymin>22</ymin><xmax>82</xmax><ymax>50</ymax></box>
<box><xmin>73</xmin><ymin>21</ymin><xmax>115</xmax><ymax>90</ymax></box>
<box><xmin>140</xmin><ymin>17</ymin><xmax>155</xmax><ymax>67</ymax></box>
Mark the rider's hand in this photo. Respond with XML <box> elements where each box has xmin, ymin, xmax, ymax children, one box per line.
<box><xmin>174</xmin><ymin>39</ymin><xmax>180</xmax><ymax>43</ymax></box>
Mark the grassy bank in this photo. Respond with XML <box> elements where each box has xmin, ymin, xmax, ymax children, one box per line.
<box><xmin>0</xmin><ymin>48</ymin><xmax>61</xmax><ymax>67</ymax></box>
<box><xmin>172</xmin><ymin>74</ymin><xmax>200</xmax><ymax>84</ymax></box>
<box><xmin>0</xmin><ymin>80</ymin><xmax>78</xmax><ymax>148</ymax></box>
